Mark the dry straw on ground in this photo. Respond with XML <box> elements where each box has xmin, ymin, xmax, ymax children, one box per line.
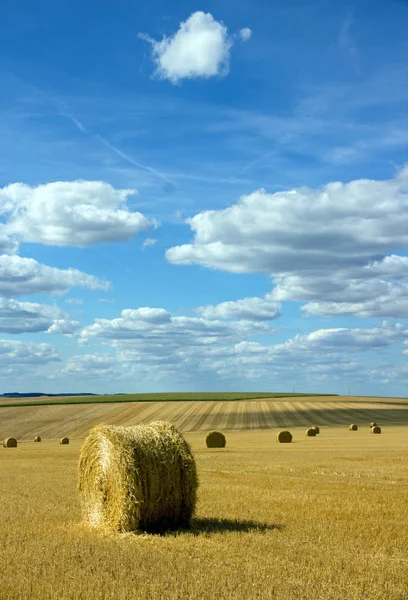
<box><xmin>34</xmin><ymin>436</ymin><xmax>41</xmax><ymax>442</ymax></box>
<box><xmin>370</xmin><ymin>422</ymin><xmax>378</xmax><ymax>428</ymax></box>
<box><xmin>205</xmin><ymin>431</ymin><xmax>226</xmax><ymax>448</ymax></box>
<box><xmin>77</xmin><ymin>421</ymin><xmax>198</xmax><ymax>534</ymax></box>
<box><xmin>276</xmin><ymin>430</ymin><xmax>292</xmax><ymax>443</ymax></box>
<box><xmin>371</xmin><ymin>425</ymin><xmax>382</xmax><ymax>434</ymax></box>
<box><xmin>349</xmin><ymin>424</ymin><xmax>358</xmax><ymax>431</ymax></box>
<box><xmin>60</xmin><ymin>437</ymin><xmax>69</xmax><ymax>445</ymax></box>
<box><xmin>2</xmin><ymin>437</ymin><xmax>17</xmax><ymax>448</ymax></box>
<box><xmin>312</xmin><ymin>426</ymin><xmax>320</xmax><ymax>434</ymax></box>
<box><xmin>306</xmin><ymin>428</ymin><xmax>317</xmax><ymax>437</ymax></box>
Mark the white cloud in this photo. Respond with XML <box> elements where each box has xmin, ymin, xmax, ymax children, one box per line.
<box><xmin>61</xmin><ymin>354</ymin><xmax>119</xmax><ymax>378</ymax></box>
<box><xmin>0</xmin><ymin>298</ymin><xmax>76</xmax><ymax>334</ymax></box>
<box><xmin>167</xmin><ymin>167</ymin><xmax>408</xmax><ymax>318</ymax></box>
<box><xmin>196</xmin><ymin>294</ymin><xmax>281</xmax><ymax>321</ymax></box>
<box><xmin>0</xmin><ymin>255</ymin><xmax>109</xmax><ymax>297</ymax></box>
<box><xmin>75</xmin><ymin>307</ymin><xmax>408</xmax><ymax>389</ymax></box>
<box><xmin>98</xmin><ymin>298</ymin><xmax>116</xmax><ymax>304</ymax></box>
<box><xmin>142</xmin><ymin>238</ymin><xmax>157</xmax><ymax>250</ymax></box>
<box><xmin>239</xmin><ymin>28</ymin><xmax>252</xmax><ymax>42</ymax></box>
<box><xmin>65</xmin><ymin>298</ymin><xmax>84</xmax><ymax>305</ymax></box>
<box><xmin>46</xmin><ymin>319</ymin><xmax>81</xmax><ymax>335</ymax></box>
<box><xmin>0</xmin><ymin>180</ymin><xmax>157</xmax><ymax>247</ymax></box>
<box><xmin>79</xmin><ymin>306</ymin><xmax>271</xmax><ymax>348</ymax></box>
<box><xmin>139</xmin><ymin>12</ymin><xmax>236</xmax><ymax>83</ymax></box>
<box><xmin>0</xmin><ymin>339</ymin><xmax>60</xmax><ymax>368</ymax></box>
<box><xmin>0</xmin><ymin>227</ymin><xmax>18</xmax><ymax>255</ymax></box>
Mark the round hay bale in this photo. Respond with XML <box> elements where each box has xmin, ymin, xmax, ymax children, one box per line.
<box><xmin>276</xmin><ymin>430</ymin><xmax>292</xmax><ymax>443</ymax></box>
<box><xmin>60</xmin><ymin>437</ymin><xmax>69</xmax><ymax>445</ymax></box>
<box><xmin>306</xmin><ymin>428</ymin><xmax>317</xmax><ymax>437</ymax></box>
<box><xmin>3</xmin><ymin>437</ymin><xmax>17</xmax><ymax>448</ymax></box>
<box><xmin>312</xmin><ymin>426</ymin><xmax>320</xmax><ymax>434</ymax></box>
<box><xmin>205</xmin><ymin>431</ymin><xmax>226</xmax><ymax>448</ymax></box>
<box><xmin>370</xmin><ymin>422</ymin><xmax>378</xmax><ymax>428</ymax></box>
<box><xmin>371</xmin><ymin>425</ymin><xmax>381</xmax><ymax>434</ymax></box>
<box><xmin>349</xmin><ymin>424</ymin><xmax>358</xmax><ymax>431</ymax></box>
<box><xmin>34</xmin><ymin>435</ymin><xmax>41</xmax><ymax>443</ymax></box>
<box><xmin>78</xmin><ymin>421</ymin><xmax>198</xmax><ymax>533</ymax></box>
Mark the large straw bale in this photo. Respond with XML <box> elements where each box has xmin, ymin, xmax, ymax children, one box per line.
<box><xmin>60</xmin><ymin>437</ymin><xmax>69</xmax><ymax>445</ymax></box>
<box><xmin>3</xmin><ymin>437</ymin><xmax>17</xmax><ymax>448</ymax></box>
<box><xmin>205</xmin><ymin>431</ymin><xmax>226</xmax><ymax>448</ymax></box>
<box><xmin>371</xmin><ymin>425</ymin><xmax>381</xmax><ymax>434</ymax></box>
<box><xmin>312</xmin><ymin>426</ymin><xmax>320</xmax><ymax>434</ymax></box>
<box><xmin>78</xmin><ymin>421</ymin><xmax>198</xmax><ymax>533</ymax></box>
<box><xmin>370</xmin><ymin>422</ymin><xmax>378</xmax><ymax>428</ymax></box>
<box><xmin>306</xmin><ymin>428</ymin><xmax>317</xmax><ymax>437</ymax></box>
<box><xmin>276</xmin><ymin>430</ymin><xmax>292</xmax><ymax>443</ymax></box>
<box><xmin>349</xmin><ymin>424</ymin><xmax>358</xmax><ymax>431</ymax></box>
<box><xmin>34</xmin><ymin>436</ymin><xmax>41</xmax><ymax>443</ymax></box>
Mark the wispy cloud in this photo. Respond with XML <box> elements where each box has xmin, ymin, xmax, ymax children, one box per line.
<box><xmin>338</xmin><ymin>9</ymin><xmax>360</xmax><ymax>74</ymax></box>
<box><xmin>142</xmin><ymin>238</ymin><xmax>157</xmax><ymax>250</ymax></box>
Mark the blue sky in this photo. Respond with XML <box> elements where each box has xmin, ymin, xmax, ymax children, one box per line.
<box><xmin>0</xmin><ymin>0</ymin><xmax>408</xmax><ymax>396</ymax></box>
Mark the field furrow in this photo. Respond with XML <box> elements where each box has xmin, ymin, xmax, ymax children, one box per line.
<box><xmin>2</xmin><ymin>395</ymin><xmax>408</xmax><ymax>441</ymax></box>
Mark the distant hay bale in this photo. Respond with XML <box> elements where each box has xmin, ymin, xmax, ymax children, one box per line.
<box><xmin>312</xmin><ymin>426</ymin><xmax>320</xmax><ymax>434</ymax></box>
<box><xmin>306</xmin><ymin>428</ymin><xmax>317</xmax><ymax>437</ymax></box>
<box><xmin>34</xmin><ymin>435</ymin><xmax>41</xmax><ymax>443</ymax></box>
<box><xmin>370</xmin><ymin>422</ymin><xmax>378</xmax><ymax>428</ymax></box>
<box><xmin>276</xmin><ymin>430</ymin><xmax>292</xmax><ymax>443</ymax></box>
<box><xmin>3</xmin><ymin>437</ymin><xmax>17</xmax><ymax>448</ymax></box>
<box><xmin>349</xmin><ymin>424</ymin><xmax>358</xmax><ymax>431</ymax></box>
<box><xmin>371</xmin><ymin>425</ymin><xmax>381</xmax><ymax>434</ymax></box>
<box><xmin>78</xmin><ymin>421</ymin><xmax>198</xmax><ymax>533</ymax></box>
<box><xmin>205</xmin><ymin>431</ymin><xmax>226</xmax><ymax>448</ymax></box>
<box><xmin>60</xmin><ymin>437</ymin><xmax>69</xmax><ymax>445</ymax></box>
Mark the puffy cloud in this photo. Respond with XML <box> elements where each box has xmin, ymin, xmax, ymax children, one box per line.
<box><xmin>239</xmin><ymin>27</ymin><xmax>252</xmax><ymax>42</ymax></box>
<box><xmin>167</xmin><ymin>167</ymin><xmax>408</xmax><ymax>273</ymax></box>
<box><xmin>61</xmin><ymin>354</ymin><xmax>119</xmax><ymax>378</ymax></box>
<box><xmin>0</xmin><ymin>255</ymin><xmax>109</xmax><ymax>297</ymax></box>
<box><xmin>0</xmin><ymin>180</ymin><xmax>156</xmax><ymax>247</ymax></box>
<box><xmin>0</xmin><ymin>339</ymin><xmax>60</xmax><ymax>368</ymax></box>
<box><xmin>166</xmin><ymin>167</ymin><xmax>408</xmax><ymax>318</ymax></box>
<box><xmin>196</xmin><ymin>294</ymin><xmax>281</xmax><ymax>320</ymax></box>
<box><xmin>79</xmin><ymin>306</ymin><xmax>270</xmax><ymax>345</ymax></box>
<box><xmin>76</xmin><ymin>303</ymin><xmax>408</xmax><ymax>389</ymax></box>
<box><xmin>46</xmin><ymin>320</ymin><xmax>81</xmax><ymax>335</ymax></box>
<box><xmin>139</xmin><ymin>12</ymin><xmax>237</xmax><ymax>83</ymax></box>
<box><xmin>0</xmin><ymin>298</ymin><xmax>77</xmax><ymax>334</ymax></box>
<box><xmin>0</xmin><ymin>227</ymin><xmax>18</xmax><ymax>255</ymax></box>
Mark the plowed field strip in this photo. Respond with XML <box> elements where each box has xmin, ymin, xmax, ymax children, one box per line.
<box><xmin>292</xmin><ymin>401</ymin><xmax>343</xmax><ymax>427</ymax></box>
<box><xmin>281</xmin><ymin>401</ymin><xmax>308</xmax><ymax>428</ymax></box>
<box><xmin>300</xmin><ymin>401</ymin><xmax>342</xmax><ymax>426</ymax></box>
<box><xmin>216</xmin><ymin>402</ymin><xmax>238</xmax><ymax>430</ymax></box>
<box><xmin>0</xmin><ymin>404</ymin><xmax>119</xmax><ymax>440</ymax></box>
<box><xmin>185</xmin><ymin>402</ymin><xmax>216</xmax><ymax>432</ymax></box>
<box><xmin>274</xmin><ymin>402</ymin><xmax>292</xmax><ymax>429</ymax></box>
<box><xmin>251</xmin><ymin>402</ymin><xmax>261</xmax><ymax>429</ymax></box>
<box><xmin>257</xmin><ymin>402</ymin><xmax>271</xmax><ymax>429</ymax></box>
<box><xmin>334</xmin><ymin>401</ymin><xmax>408</xmax><ymax>424</ymax></box>
<box><xmin>232</xmin><ymin>401</ymin><xmax>246</xmax><ymax>430</ymax></box>
<box><xmin>172</xmin><ymin>402</ymin><xmax>204</xmax><ymax>431</ymax></box>
<box><xmin>205</xmin><ymin>402</ymin><xmax>228</xmax><ymax>431</ymax></box>
<box><xmin>105</xmin><ymin>401</ymin><xmax>171</xmax><ymax>427</ymax></box>
<box><xmin>259</xmin><ymin>402</ymin><xmax>279</xmax><ymax>428</ymax></box>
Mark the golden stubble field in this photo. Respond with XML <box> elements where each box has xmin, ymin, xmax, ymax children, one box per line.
<box><xmin>1</xmin><ymin>421</ymin><xmax>408</xmax><ymax>600</ymax></box>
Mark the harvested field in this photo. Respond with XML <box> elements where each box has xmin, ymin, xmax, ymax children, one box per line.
<box><xmin>1</xmin><ymin>395</ymin><xmax>408</xmax><ymax>442</ymax></box>
<box><xmin>0</xmin><ymin>427</ymin><xmax>407</xmax><ymax>600</ymax></box>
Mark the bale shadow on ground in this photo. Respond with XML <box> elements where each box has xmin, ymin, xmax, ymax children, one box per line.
<box><xmin>141</xmin><ymin>517</ymin><xmax>284</xmax><ymax>536</ymax></box>
<box><xmin>190</xmin><ymin>517</ymin><xmax>284</xmax><ymax>535</ymax></box>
